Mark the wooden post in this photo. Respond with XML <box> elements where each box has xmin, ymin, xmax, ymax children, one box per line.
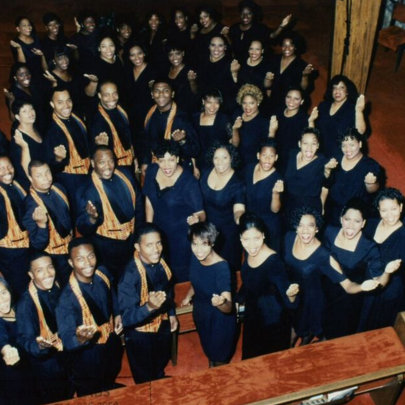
<box><xmin>331</xmin><ymin>0</ymin><xmax>382</xmax><ymax>93</ymax></box>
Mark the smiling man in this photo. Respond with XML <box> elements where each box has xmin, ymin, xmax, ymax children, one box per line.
<box><xmin>89</xmin><ymin>81</ymin><xmax>135</xmax><ymax>173</ymax></box>
<box><xmin>45</xmin><ymin>86</ymin><xmax>91</xmax><ymax>203</ymax></box>
<box><xmin>22</xmin><ymin>160</ymin><xmax>73</xmax><ymax>286</ymax></box>
<box><xmin>56</xmin><ymin>238</ymin><xmax>123</xmax><ymax>396</ymax></box>
<box><xmin>118</xmin><ymin>223</ymin><xmax>178</xmax><ymax>384</ymax></box>
<box><xmin>17</xmin><ymin>252</ymin><xmax>73</xmax><ymax>404</ymax></box>
<box><xmin>76</xmin><ymin>146</ymin><xmax>144</xmax><ymax>280</ymax></box>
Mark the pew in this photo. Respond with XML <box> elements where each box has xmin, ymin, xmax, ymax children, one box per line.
<box><xmin>49</xmin><ymin>318</ymin><xmax>405</xmax><ymax>405</ymax></box>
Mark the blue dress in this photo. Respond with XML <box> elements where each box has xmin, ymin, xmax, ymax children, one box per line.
<box><xmin>189</xmin><ymin>256</ymin><xmax>237</xmax><ymax>363</ymax></box>
<box><xmin>361</xmin><ymin>219</ymin><xmax>405</xmax><ymax>330</ymax></box>
<box><xmin>326</xmin><ymin>155</ymin><xmax>382</xmax><ymax>225</ymax></box>
<box><xmin>322</xmin><ymin>226</ymin><xmax>384</xmax><ymax>338</ymax></box>
<box><xmin>143</xmin><ymin>164</ymin><xmax>204</xmax><ymax>282</ymax></box>
<box><xmin>284</xmin><ymin>232</ymin><xmax>346</xmax><ymax>338</ymax></box>
<box><xmin>200</xmin><ymin>170</ymin><xmax>245</xmax><ymax>272</ymax></box>
<box><xmin>244</xmin><ymin>164</ymin><xmax>283</xmax><ymax>251</ymax></box>
<box><xmin>238</xmin><ymin>253</ymin><xmax>295</xmax><ymax>359</ymax></box>
<box><xmin>284</xmin><ymin>150</ymin><xmax>327</xmax><ymax>215</ymax></box>
<box><xmin>232</xmin><ymin>111</ymin><xmax>269</xmax><ymax>168</ymax></box>
<box><xmin>317</xmin><ymin>100</ymin><xmax>356</xmax><ymax>159</ymax></box>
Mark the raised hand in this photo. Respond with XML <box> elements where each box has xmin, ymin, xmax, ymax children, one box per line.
<box><xmin>86</xmin><ymin>200</ymin><xmax>98</xmax><ymax>220</ymax></box>
<box><xmin>233</xmin><ymin>116</ymin><xmax>243</xmax><ymax>130</ymax></box>
<box><xmin>3</xmin><ymin>88</ymin><xmax>15</xmax><ymax>103</ymax></box>
<box><xmin>272</xmin><ymin>179</ymin><xmax>284</xmax><ymax>193</ymax></box>
<box><xmin>83</xmin><ymin>73</ymin><xmax>99</xmax><ymax>83</ymax></box>
<box><xmin>148</xmin><ymin>291</ymin><xmax>166</xmax><ymax>310</ymax></box>
<box><xmin>32</xmin><ymin>206</ymin><xmax>48</xmax><ymax>226</ymax></box>
<box><xmin>221</xmin><ymin>26</ymin><xmax>230</xmax><ymax>36</ymax></box>
<box><xmin>171</xmin><ymin>129</ymin><xmax>186</xmax><ymax>142</ymax></box>
<box><xmin>302</xmin><ymin>64</ymin><xmax>314</xmax><ymax>76</ymax></box>
<box><xmin>308</xmin><ymin>106</ymin><xmax>319</xmax><ymax>123</ymax></box>
<box><xmin>230</xmin><ymin>59</ymin><xmax>241</xmax><ymax>74</ymax></box>
<box><xmin>355</xmin><ymin>94</ymin><xmax>365</xmax><ymax>112</ymax></box>
<box><xmin>187</xmin><ymin>70</ymin><xmax>197</xmax><ymax>81</ymax></box>
<box><xmin>286</xmin><ymin>283</ymin><xmax>300</xmax><ymax>297</ymax></box>
<box><xmin>14</xmin><ymin>129</ymin><xmax>28</xmax><ymax>148</ymax></box>
<box><xmin>269</xmin><ymin>115</ymin><xmax>278</xmax><ymax>136</ymax></box>
<box><xmin>211</xmin><ymin>294</ymin><xmax>226</xmax><ymax>307</ymax></box>
<box><xmin>31</xmin><ymin>48</ymin><xmax>44</xmax><ymax>56</ymax></box>
<box><xmin>76</xmin><ymin>324</ymin><xmax>98</xmax><ymax>343</ymax></box>
<box><xmin>364</xmin><ymin>172</ymin><xmax>377</xmax><ymax>185</ymax></box>
<box><xmin>54</xmin><ymin>144</ymin><xmax>67</xmax><ymax>161</ymax></box>
<box><xmin>95</xmin><ymin>132</ymin><xmax>109</xmax><ymax>146</ymax></box>
<box><xmin>10</xmin><ymin>40</ymin><xmax>21</xmax><ymax>49</ymax></box>
<box><xmin>43</xmin><ymin>70</ymin><xmax>57</xmax><ymax>86</ymax></box>
<box><xmin>280</xmin><ymin>14</ymin><xmax>292</xmax><ymax>28</ymax></box>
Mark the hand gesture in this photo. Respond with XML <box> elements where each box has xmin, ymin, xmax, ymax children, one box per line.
<box><xmin>385</xmin><ymin>259</ymin><xmax>402</xmax><ymax>274</ymax></box>
<box><xmin>361</xmin><ymin>279</ymin><xmax>379</xmax><ymax>292</ymax></box>
<box><xmin>54</xmin><ymin>144</ymin><xmax>67</xmax><ymax>161</ymax></box>
<box><xmin>83</xmin><ymin>73</ymin><xmax>98</xmax><ymax>83</ymax></box>
<box><xmin>272</xmin><ymin>179</ymin><xmax>284</xmax><ymax>193</ymax></box>
<box><xmin>187</xmin><ymin>213</ymin><xmax>199</xmax><ymax>225</ymax></box>
<box><xmin>221</xmin><ymin>26</ymin><xmax>230</xmax><ymax>36</ymax></box>
<box><xmin>3</xmin><ymin>88</ymin><xmax>15</xmax><ymax>103</ymax></box>
<box><xmin>190</xmin><ymin>24</ymin><xmax>199</xmax><ymax>34</ymax></box>
<box><xmin>355</xmin><ymin>94</ymin><xmax>365</xmax><ymax>112</ymax></box>
<box><xmin>36</xmin><ymin>336</ymin><xmax>54</xmax><ymax>349</ymax></box>
<box><xmin>181</xmin><ymin>296</ymin><xmax>192</xmax><ymax>307</ymax></box>
<box><xmin>31</xmin><ymin>48</ymin><xmax>43</xmax><ymax>56</ymax></box>
<box><xmin>325</xmin><ymin>158</ymin><xmax>338</xmax><ymax>170</ymax></box>
<box><xmin>233</xmin><ymin>116</ymin><xmax>243</xmax><ymax>130</ymax></box>
<box><xmin>43</xmin><ymin>70</ymin><xmax>57</xmax><ymax>86</ymax></box>
<box><xmin>172</xmin><ymin>129</ymin><xmax>186</xmax><ymax>142</ymax></box>
<box><xmin>32</xmin><ymin>206</ymin><xmax>48</xmax><ymax>226</ymax></box>
<box><xmin>211</xmin><ymin>294</ymin><xmax>226</xmax><ymax>307</ymax></box>
<box><xmin>265</xmin><ymin>72</ymin><xmax>274</xmax><ymax>81</ymax></box>
<box><xmin>66</xmin><ymin>43</ymin><xmax>78</xmax><ymax>50</ymax></box>
<box><xmin>364</xmin><ymin>172</ymin><xmax>377</xmax><ymax>185</ymax></box>
<box><xmin>169</xmin><ymin>315</ymin><xmax>178</xmax><ymax>332</ymax></box>
<box><xmin>308</xmin><ymin>106</ymin><xmax>319</xmax><ymax>123</ymax></box>
<box><xmin>230</xmin><ymin>59</ymin><xmax>241</xmax><ymax>74</ymax></box>
<box><xmin>1</xmin><ymin>345</ymin><xmax>20</xmax><ymax>366</ymax></box>
<box><xmin>10</xmin><ymin>40</ymin><xmax>21</xmax><ymax>49</ymax></box>
<box><xmin>95</xmin><ymin>132</ymin><xmax>109</xmax><ymax>146</ymax></box>
<box><xmin>74</xmin><ymin>17</ymin><xmax>81</xmax><ymax>32</ymax></box>
<box><xmin>286</xmin><ymin>283</ymin><xmax>299</xmax><ymax>297</ymax></box>
<box><xmin>148</xmin><ymin>291</ymin><xmax>166</xmax><ymax>310</ymax></box>
<box><xmin>14</xmin><ymin>129</ymin><xmax>28</xmax><ymax>148</ymax></box>
<box><xmin>302</xmin><ymin>64</ymin><xmax>314</xmax><ymax>76</ymax></box>
<box><xmin>114</xmin><ymin>315</ymin><xmax>123</xmax><ymax>335</ymax></box>
<box><xmin>86</xmin><ymin>200</ymin><xmax>98</xmax><ymax>220</ymax></box>
<box><xmin>280</xmin><ymin>14</ymin><xmax>292</xmax><ymax>28</ymax></box>
<box><xmin>76</xmin><ymin>324</ymin><xmax>97</xmax><ymax>343</ymax></box>
<box><xmin>187</xmin><ymin>70</ymin><xmax>197</xmax><ymax>81</ymax></box>
<box><xmin>269</xmin><ymin>115</ymin><xmax>278</xmax><ymax>136</ymax></box>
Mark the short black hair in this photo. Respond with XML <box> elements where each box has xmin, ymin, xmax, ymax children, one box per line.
<box><xmin>289</xmin><ymin>206</ymin><xmax>323</xmax><ymax>230</ymax></box>
<box><xmin>134</xmin><ymin>223</ymin><xmax>162</xmax><ymax>244</ymax></box>
<box><xmin>258</xmin><ymin>138</ymin><xmax>277</xmax><ymax>153</ymax></box>
<box><xmin>91</xmin><ymin>145</ymin><xmax>114</xmax><ymax>160</ymax></box>
<box><xmin>68</xmin><ymin>237</ymin><xmax>94</xmax><ymax>258</ymax></box>
<box><xmin>30</xmin><ymin>251</ymin><xmax>52</xmax><ymax>268</ymax></box>
<box><xmin>206</xmin><ymin>141</ymin><xmax>240</xmax><ymax>169</ymax></box>
<box><xmin>151</xmin><ymin>78</ymin><xmax>173</xmax><ymax>91</ymax></box>
<box><xmin>28</xmin><ymin>160</ymin><xmax>48</xmax><ymax>176</ymax></box>
<box><xmin>50</xmin><ymin>85</ymin><xmax>71</xmax><ymax>101</ymax></box>
<box><xmin>239</xmin><ymin>212</ymin><xmax>267</xmax><ymax>236</ymax></box>
<box><xmin>11</xmin><ymin>100</ymin><xmax>34</xmax><ymax>116</ymax></box>
<box><xmin>154</xmin><ymin>140</ymin><xmax>180</xmax><ymax>158</ymax></box>
<box><xmin>301</xmin><ymin>127</ymin><xmax>321</xmax><ymax>143</ymax></box>
<box><xmin>374</xmin><ymin>188</ymin><xmax>404</xmax><ymax>210</ymax></box>
<box><xmin>43</xmin><ymin>12</ymin><xmax>61</xmax><ymax>26</ymax></box>
<box><xmin>325</xmin><ymin>75</ymin><xmax>359</xmax><ymax>104</ymax></box>
<box><xmin>188</xmin><ymin>222</ymin><xmax>219</xmax><ymax>245</ymax></box>
<box><xmin>340</xmin><ymin>198</ymin><xmax>368</xmax><ymax>219</ymax></box>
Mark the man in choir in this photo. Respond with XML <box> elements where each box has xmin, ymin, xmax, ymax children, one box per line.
<box><xmin>76</xmin><ymin>146</ymin><xmax>144</xmax><ymax>279</ymax></box>
<box><xmin>0</xmin><ymin>156</ymin><xmax>30</xmax><ymax>296</ymax></box>
<box><xmin>23</xmin><ymin>160</ymin><xmax>73</xmax><ymax>285</ymax></box>
<box><xmin>142</xmin><ymin>78</ymin><xmax>199</xmax><ymax>174</ymax></box>
<box><xmin>56</xmin><ymin>237</ymin><xmax>123</xmax><ymax>396</ymax></box>
<box><xmin>46</xmin><ymin>86</ymin><xmax>90</xmax><ymax>203</ymax></box>
<box><xmin>90</xmin><ymin>80</ymin><xmax>137</xmax><ymax>174</ymax></box>
<box><xmin>17</xmin><ymin>252</ymin><xmax>73</xmax><ymax>404</ymax></box>
<box><xmin>118</xmin><ymin>223</ymin><xmax>178</xmax><ymax>383</ymax></box>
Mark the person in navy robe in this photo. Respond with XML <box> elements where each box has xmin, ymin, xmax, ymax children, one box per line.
<box><xmin>76</xmin><ymin>146</ymin><xmax>144</xmax><ymax>280</ymax></box>
<box><xmin>17</xmin><ymin>252</ymin><xmax>73</xmax><ymax>404</ymax></box>
<box><xmin>23</xmin><ymin>160</ymin><xmax>73</xmax><ymax>286</ymax></box>
<box><xmin>118</xmin><ymin>223</ymin><xmax>178</xmax><ymax>383</ymax></box>
<box><xmin>56</xmin><ymin>238</ymin><xmax>123</xmax><ymax>396</ymax></box>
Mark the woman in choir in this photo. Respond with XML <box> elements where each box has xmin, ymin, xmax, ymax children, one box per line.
<box><xmin>322</xmin><ymin>198</ymin><xmax>399</xmax><ymax>338</ymax></box>
<box><xmin>182</xmin><ymin>222</ymin><xmax>237</xmax><ymax>367</ymax></box>
<box><xmin>0</xmin><ymin>277</ymin><xmax>35</xmax><ymax>404</ymax></box>
<box><xmin>315</xmin><ymin>74</ymin><xmax>366</xmax><ymax>159</ymax></box>
<box><xmin>10</xmin><ymin>102</ymin><xmax>45</xmax><ymax>189</ymax></box>
<box><xmin>231</xmin><ymin>83</ymin><xmax>275</xmax><ymax>168</ymax></box>
<box><xmin>192</xmin><ymin>89</ymin><xmax>232</xmax><ymax>175</ymax></box>
<box><xmin>326</xmin><ymin>128</ymin><xmax>382</xmax><ymax>226</ymax></box>
<box><xmin>200</xmin><ymin>143</ymin><xmax>245</xmax><ymax>272</ymax></box>
<box><xmin>362</xmin><ymin>188</ymin><xmax>405</xmax><ymax>330</ymax></box>
<box><xmin>244</xmin><ymin>139</ymin><xmax>283</xmax><ymax>251</ymax></box>
<box><xmin>143</xmin><ymin>140</ymin><xmax>205</xmax><ymax>282</ymax></box>
<box><xmin>284</xmin><ymin>207</ymin><xmax>379</xmax><ymax>345</ymax></box>
<box><xmin>237</xmin><ymin>213</ymin><xmax>298</xmax><ymax>359</ymax></box>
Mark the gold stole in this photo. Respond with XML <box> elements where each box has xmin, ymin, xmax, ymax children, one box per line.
<box><xmin>144</xmin><ymin>102</ymin><xmax>177</xmax><ymax>143</ymax></box>
<box><xmin>98</xmin><ymin>104</ymin><xmax>134</xmax><ymax>166</ymax></box>
<box><xmin>28</xmin><ymin>281</ymin><xmax>63</xmax><ymax>351</ymax></box>
<box><xmin>29</xmin><ymin>186</ymin><xmax>72</xmax><ymax>254</ymax></box>
<box><xmin>0</xmin><ymin>181</ymin><xmax>29</xmax><ymax>248</ymax></box>
<box><xmin>68</xmin><ymin>270</ymin><xmax>114</xmax><ymax>345</ymax></box>
<box><xmin>91</xmin><ymin>170</ymin><xmax>135</xmax><ymax>240</ymax></box>
<box><xmin>52</xmin><ymin>112</ymin><xmax>90</xmax><ymax>174</ymax></box>
<box><xmin>134</xmin><ymin>251</ymin><xmax>172</xmax><ymax>333</ymax></box>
